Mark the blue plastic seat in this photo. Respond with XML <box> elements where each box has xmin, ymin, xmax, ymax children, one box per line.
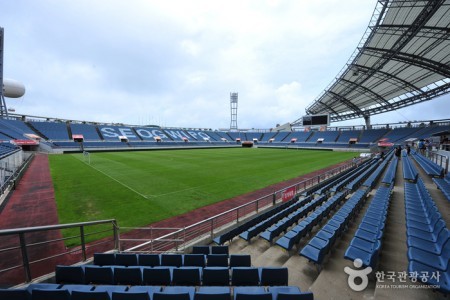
<box><xmin>202</xmin><ymin>267</ymin><xmax>230</xmax><ymax>286</ymax></box>
<box><xmin>260</xmin><ymin>267</ymin><xmax>288</xmax><ymax>286</ymax></box>
<box><xmin>84</xmin><ymin>265</ymin><xmax>114</xmax><ymax>285</ymax></box>
<box><xmin>183</xmin><ymin>254</ymin><xmax>206</xmax><ymax>267</ymax></box>
<box><xmin>0</xmin><ymin>289</ymin><xmax>30</xmax><ymax>300</ymax></box>
<box><xmin>115</xmin><ymin>253</ymin><xmax>138</xmax><ymax>266</ymax></box>
<box><xmin>94</xmin><ymin>285</ymin><xmax>127</xmax><ymax>297</ymax></box>
<box><xmin>230</xmin><ymin>254</ymin><xmax>251</xmax><ymax>267</ymax></box>
<box><xmin>194</xmin><ymin>287</ymin><xmax>230</xmax><ymax>300</ymax></box>
<box><xmin>344</xmin><ymin>240</ymin><xmax>380</xmax><ymax>269</ymax></box>
<box><xmin>112</xmin><ymin>291</ymin><xmax>150</xmax><ymax>300</ymax></box>
<box><xmin>55</xmin><ymin>265</ymin><xmax>85</xmax><ymax>284</ymax></box>
<box><xmin>93</xmin><ymin>253</ymin><xmax>116</xmax><ymax>266</ymax></box>
<box><xmin>192</xmin><ymin>246</ymin><xmax>210</xmax><ymax>255</ymax></box>
<box><xmin>231</xmin><ymin>267</ymin><xmax>260</xmax><ymax>286</ymax></box>
<box><xmin>154</xmin><ymin>287</ymin><xmax>195</xmax><ymax>300</ymax></box>
<box><xmin>72</xmin><ymin>290</ymin><xmax>110</xmax><ymax>300</ymax></box>
<box><xmin>268</xmin><ymin>286</ymin><xmax>314</xmax><ymax>300</ymax></box>
<box><xmin>30</xmin><ymin>289</ymin><xmax>70</xmax><ymax>300</ymax></box>
<box><xmin>233</xmin><ymin>287</ymin><xmax>271</xmax><ymax>300</ymax></box>
<box><xmin>114</xmin><ymin>266</ymin><xmax>142</xmax><ymax>285</ymax></box>
<box><xmin>172</xmin><ymin>267</ymin><xmax>202</xmax><ymax>286</ymax></box>
<box><xmin>211</xmin><ymin>245</ymin><xmax>229</xmax><ymax>255</ymax></box>
<box><xmin>407</xmin><ymin>245</ymin><xmax>449</xmax><ymax>272</ymax></box>
<box><xmin>161</xmin><ymin>254</ymin><xmax>183</xmax><ymax>267</ymax></box>
<box><xmin>138</xmin><ymin>254</ymin><xmax>161</xmax><ymax>267</ymax></box>
<box><xmin>407</xmin><ymin>228</ymin><xmax>449</xmax><ymax>255</ymax></box>
<box><xmin>207</xmin><ymin>254</ymin><xmax>228</xmax><ymax>267</ymax></box>
<box><xmin>408</xmin><ymin>260</ymin><xmax>450</xmax><ymax>294</ymax></box>
<box><xmin>142</xmin><ymin>267</ymin><xmax>172</xmax><ymax>286</ymax></box>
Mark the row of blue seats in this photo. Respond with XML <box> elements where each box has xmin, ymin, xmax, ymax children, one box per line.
<box><xmin>240</xmin><ymin>197</ymin><xmax>313</xmax><ymax>241</ymax></box>
<box><xmin>343</xmin><ymin>184</ymin><xmax>393</xmax><ymax>269</ymax></box>
<box><xmin>380</xmin><ymin>154</ymin><xmax>398</xmax><ymax>185</ymax></box>
<box><xmin>404</xmin><ymin>179</ymin><xmax>449</xmax><ymax>294</ymax></box>
<box><xmin>432</xmin><ymin>172</ymin><xmax>450</xmax><ymax>202</ymax></box>
<box><xmin>275</xmin><ymin>192</ymin><xmax>347</xmax><ymax>252</ymax></box>
<box><xmin>300</xmin><ymin>167</ymin><xmax>354</xmax><ymax>197</ymax></box>
<box><xmin>0</xmin><ymin>284</ymin><xmax>314</xmax><ymax>300</ymax></box>
<box><xmin>402</xmin><ymin>155</ymin><xmax>418</xmax><ymax>183</ymax></box>
<box><xmin>346</xmin><ymin>161</ymin><xmax>381</xmax><ymax>191</ymax></box>
<box><xmin>329</xmin><ymin>160</ymin><xmax>376</xmax><ymax>193</ymax></box>
<box><xmin>300</xmin><ymin>188</ymin><xmax>369</xmax><ymax>266</ymax></box>
<box><xmin>411</xmin><ymin>150</ymin><xmax>445</xmax><ymax>177</ymax></box>
<box><xmin>56</xmin><ymin>265</ymin><xmax>289</xmax><ymax>287</ymax></box>
<box><xmin>213</xmin><ymin>197</ymin><xmax>300</xmax><ymax>245</ymax></box>
<box><xmin>312</xmin><ymin>165</ymin><xmax>361</xmax><ymax>196</ymax></box>
<box><xmin>94</xmin><ymin>253</ymin><xmax>249</xmax><ymax>268</ymax></box>
<box><xmin>362</xmin><ymin>152</ymin><xmax>392</xmax><ymax>189</ymax></box>
<box><xmin>259</xmin><ymin>195</ymin><xmax>326</xmax><ymax>244</ymax></box>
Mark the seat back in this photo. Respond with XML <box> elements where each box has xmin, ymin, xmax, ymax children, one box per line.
<box><xmin>260</xmin><ymin>267</ymin><xmax>288</xmax><ymax>286</ymax></box>
<box><xmin>172</xmin><ymin>267</ymin><xmax>201</xmax><ymax>286</ymax></box>
<box><xmin>115</xmin><ymin>253</ymin><xmax>138</xmax><ymax>266</ymax></box>
<box><xmin>138</xmin><ymin>254</ymin><xmax>161</xmax><ymax>267</ymax></box>
<box><xmin>207</xmin><ymin>254</ymin><xmax>228</xmax><ymax>267</ymax></box>
<box><xmin>192</xmin><ymin>246</ymin><xmax>210</xmax><ymax>255</ymax></box>
<box><xmin>114</xmin><ymin>266</ymin><xmax>142</xmax><ymax>285</ymax></box>
<box><xmin>183</xmin><ymin>254</ymin><xmax>206</xmax><ymax>267</ymax></box>
<box><xmin>161</xmin><ymin>254</ymin><xmax>183</xmax><ymax>267</ymax></box>
<box><xmin>72</xmin><ymin>290</ymin><xmax>110</xmax><ymax>300</ymax></box>
<box><xmin>142</xmin><ymin>267</ymin><xmax>172</xmax><ymax>285</ymax></box>
<box><xmin>55</xmin><ymin>265</ymin><xmax>85</xmax><ymax>284</ymax></box>
<box><xmin>231</xmin><ymin>267</ymin><xmax>260</xmax><ymax>286</ymax></box>
<box><xmin>229</xmin><ymin>254</ymin><xmax>251</xmax><ymax>267</ymax></box>
<box><xmin>84</xmin><ymin>266</ymin><xmax>114</xmax><ymax>285</ymax></box>
<box><xmin>93</xmin><ymin>253</ymin><xmax>116</xmax><ymax>266</ymax></box>
<box><xmin>202</xmin><ymin>267</ymin><xmax>230</xmax><ymax>286</ymax></box>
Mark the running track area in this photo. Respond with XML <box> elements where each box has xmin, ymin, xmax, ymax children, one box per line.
<box><xmin>0</xmin><ymin>153</ymin><xmax>349</xmax><ymax>286</ymax></box>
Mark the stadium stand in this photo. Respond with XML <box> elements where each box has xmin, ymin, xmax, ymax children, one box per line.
<box><xmin>343</xmin><ymin>184</ymin><xmax>392</xmax><ymax>269</ymax></box>
<box><xmin>28</xmin><ymin>121</ymin><xmax>70</xmax><ymax>140</ymax></box>
<box><xmin>70</xmin><ymin>123</ymin><xmax>102</xmax><ymax>141</ymax></box>
<box><xmin>404</xmin><ymin>178</ymin><xmax>450</xmax><ymax>294</ymax></box>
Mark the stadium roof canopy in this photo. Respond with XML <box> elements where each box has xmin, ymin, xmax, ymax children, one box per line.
<box><xmin>293</xmin><ymin>0</ymin><xmax>450</xmax><ymax>125</ymax></box>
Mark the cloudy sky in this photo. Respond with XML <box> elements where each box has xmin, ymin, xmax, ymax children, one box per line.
<box><xmin>1</xmin><ymin>0</ymin><xmax>449</xmax><ymax>129</ymax></box>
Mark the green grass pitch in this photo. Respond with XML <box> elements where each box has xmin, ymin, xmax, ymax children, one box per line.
<box><xmin>49</xmin><ymin>148</ymin><xmax>357</xmax><ymax>244</ymax></box>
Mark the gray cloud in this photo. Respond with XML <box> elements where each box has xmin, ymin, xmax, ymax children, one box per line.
<box><xmin>1</xmin><ymin>0</ymin><xmax>447</xmax><ymax>129</ymax></box>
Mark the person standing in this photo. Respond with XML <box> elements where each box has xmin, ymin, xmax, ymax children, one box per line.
<box><xmin>395</xmin><ymin>146</ymin><xmax>402</xmax><ymax>159</ymax></box>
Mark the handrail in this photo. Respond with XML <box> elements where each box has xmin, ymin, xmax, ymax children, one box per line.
<box><xmin>0</xmin><ymin>219</ymin><xmax>117</xmax><ymax>236</ymax></box>
<box><xmin>0</xmin><ymin>219</ymin><xmax>118</xmax><ymax>285</ymax></box>
<box><xmin>125</xmin><ymin>160</ymin><xmax>355</xmax><ymax>252</ymax></box>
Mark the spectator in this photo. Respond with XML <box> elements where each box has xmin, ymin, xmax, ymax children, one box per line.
<box><xmin>425</xmin><ymin>139</ymin><xmax>432</xmax><ymax>157</ymax></box>
<box><xmin>406</xmin><ymin>145</ymin><xmax>411</xmax><ymax>156</ymax></box>
<box><xmin>418</xmin><ymin>139</ymin><xmax>426</xmax><ymax>155</ymax></box>
<box><xmin>395</xmin><ymin>146</ymin><xmax>402</xmax><ymax>160</ymax></box>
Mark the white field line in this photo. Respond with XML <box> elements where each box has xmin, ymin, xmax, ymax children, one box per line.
<box><xmin>75</xmin><ymin>155</ymin><xmax>149</xmax><ymax>199</ymax></box>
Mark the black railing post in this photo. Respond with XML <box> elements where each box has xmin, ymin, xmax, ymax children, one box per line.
<box><xmin>112</xmin><ymin>220</ymin><xmax>119</xmax><ymax>251</ymax></box>
<box><xmin>80</xmin><ymin>226</ymin><xmax>87</xmax><ymax>261</ymax></box>
<box><xmin>19</xmin><ymin>233</ymin><xmax>31</xmax><ymax>283</ymax></box>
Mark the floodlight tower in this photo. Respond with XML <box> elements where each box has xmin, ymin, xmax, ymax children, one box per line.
<box><xmin>230</xmin><ymin>92</ymin><xmax>238</xmax><ymax>130</ymax></box>
<box><xmin>0</xmin><ymin>27</ymin><xmax>7</xmax><ymax>118</ymax></box>
<box><xmin>0</xmin><ymin>27</ymin><xmax>26</xmax><ymax>118</ymax></box>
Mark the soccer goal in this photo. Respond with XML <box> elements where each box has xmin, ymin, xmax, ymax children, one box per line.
<box><xmin>83</xmin><ymin>151</ymin><xmax>91</xmax><ymax>165</ymax></box>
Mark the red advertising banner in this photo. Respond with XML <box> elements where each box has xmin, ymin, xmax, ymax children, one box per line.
<box><xmin>282</xmin><ymin>186</ymin><xmax>296</xmax><ymax>202</ymax></box>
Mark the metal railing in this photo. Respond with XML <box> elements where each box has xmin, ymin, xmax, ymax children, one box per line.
<box><xmin>0</xmin><ymin>219</ymin><xmax>118</xmax><ymax>285</ymax></box>
<box><xmin>0</xmin><ymin>160</ymin><xmax>354</xmax><ymax>286</ymax></box>
<box><xmin>121</xmin><ymin>161</ymin><xmax>354</xmax><ymax>253</ymax></box>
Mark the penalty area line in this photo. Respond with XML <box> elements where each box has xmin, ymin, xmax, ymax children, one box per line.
<box><xmin>75</xmin><ymin>155</ymin><xmax>149</xmax><ymax>199</ymax></box>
